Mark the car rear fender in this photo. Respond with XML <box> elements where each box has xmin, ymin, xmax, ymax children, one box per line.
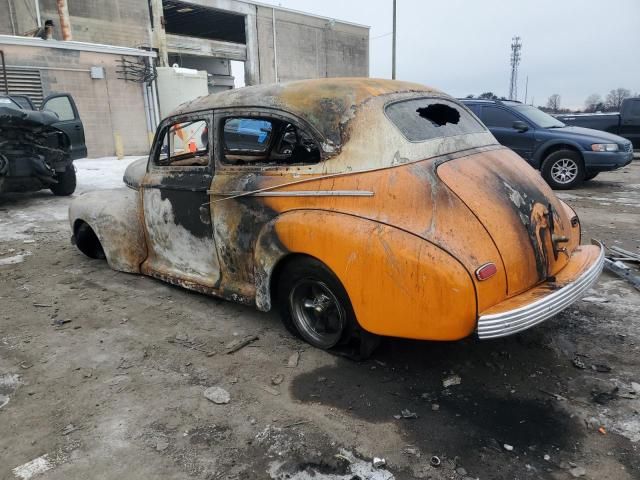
<box><xmin>69</xmin><ymin>188</ymin><xmax>147</xmax><ymax>273</ymax></box>
<box><xmin>254</xmin><ymin>210</ymin><xmax>477</xmax><ymax>341</ymax></box>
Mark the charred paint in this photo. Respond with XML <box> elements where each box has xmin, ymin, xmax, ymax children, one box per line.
<box><xmin>69</xmin><ymin>78</ymin><xmax>600</xmax><ymax>343</ymax></box>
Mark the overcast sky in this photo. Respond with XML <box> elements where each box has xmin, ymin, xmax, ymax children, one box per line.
<box><xmin>258</xmin><ymin>0</ymin><xmax>639</xmax><ymax>109</ymax></box>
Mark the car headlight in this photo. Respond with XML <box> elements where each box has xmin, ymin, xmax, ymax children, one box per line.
<box><xmin>591</xmin><ymin>143</ymin><xmax>619</xmax><ymax>152</ymax></box>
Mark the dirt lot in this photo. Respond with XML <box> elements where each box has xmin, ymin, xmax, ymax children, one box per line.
<box><xmin>1</xmin><ymin>159</ymin><xmax>639</xmax><ymax>480</ymax></box>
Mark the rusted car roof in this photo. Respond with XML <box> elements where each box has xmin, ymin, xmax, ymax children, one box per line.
<box><xmin>171</xmin><ymin>78</ymin><xmax>440</xmax><ymax>147</ymax></box>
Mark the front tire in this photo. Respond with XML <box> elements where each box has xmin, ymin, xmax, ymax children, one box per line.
<box><xmin>541</xmin><ymin>150</ymin><xmax>584</xmax><ymax>189</ymax></box>
<box><xmin>277</xmin><ymin>257</ymin><xmax>355</xmax><ymax>350</ymax></box>
<box><xmin>50</xmin><ymin>167</ymin><xmax>76</xmax><ymax>196</ymax></box>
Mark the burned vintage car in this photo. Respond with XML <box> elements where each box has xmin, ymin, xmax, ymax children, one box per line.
<box><xmin>69</xmin><ymin>79</ymin><xmax>604</xmax><ymax>352</ymax></box>
<box><xmin>0</xmin><ymin>94</ymin><xmax>85</xmax><ymax>196</ymax></box>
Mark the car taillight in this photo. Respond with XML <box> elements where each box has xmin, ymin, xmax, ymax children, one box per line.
<box><xmin>475</xmin><ymin>263</ymin><xmax>497</xmax><ymax>281</ymax></box>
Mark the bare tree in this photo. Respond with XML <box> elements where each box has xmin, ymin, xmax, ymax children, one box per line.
<box><xmin>478</xmin><ymin>92</ymin><xmax>499</xmax><ymax>100</ymax></box>
<box><xmin>584</xmin><ymin>93</ymin><xmax>603</xmax><ymax>113</ymax></box>
<box><xmin>546</xmin><ymin>94</ymin><xmax>561</xmax><ymax>113</ymax></box>
<box><xmin>605</xmin><ymin>88</ymin><xmax>631</xmax><ymax>111</ymax></box>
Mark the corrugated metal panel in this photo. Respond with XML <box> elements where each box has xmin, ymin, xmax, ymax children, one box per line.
<box><xmin>4</xmin><ymin>68</ymin><xmax>44</xmax><ymax>107</ymax></box>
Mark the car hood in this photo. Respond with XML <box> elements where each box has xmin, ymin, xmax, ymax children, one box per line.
<box><xmin>550</xmin><ymin>125</ymin><xmax>628</xmax><ymax>145</ymax></box>
<box><xmin>123</xmin><ymin>157</ymin><xmax>147</xmax><ymax>188</ymax></box>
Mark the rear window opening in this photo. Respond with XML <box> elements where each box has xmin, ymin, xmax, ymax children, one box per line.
<box><xmin>386</xmin><ymin>98</ymin><xmax>486</xmax><ymax>142</ymax></box>
<box><xmin>417</xmin><ymin>104</ymin><xmax>460</xmax><ymax>126</ymax></box>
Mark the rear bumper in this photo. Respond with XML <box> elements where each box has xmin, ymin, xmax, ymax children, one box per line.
<box><xmin>477</xmin><ymin>242</ymin><xmax>604</xmax><ymax>339</ymax></box>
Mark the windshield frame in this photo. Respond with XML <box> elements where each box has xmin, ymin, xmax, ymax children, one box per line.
<box><xmin>509</xmin><ymin>103</ymin><xmax>565</xmax><ymax>129</ymax></box>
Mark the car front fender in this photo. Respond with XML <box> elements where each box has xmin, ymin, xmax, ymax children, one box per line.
<box><xmin>69</xmin><ymin>188</ymin><xmax>147</xmax><ymax>273</ymax></box>
<box><xmin>254</xmin><ymin>210</ymin><xmax>477</xmax><ymax>341</ymax></box>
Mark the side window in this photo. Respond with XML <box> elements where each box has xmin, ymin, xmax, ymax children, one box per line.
<box><xmin>221</xmin><ymin>116</ymin><xmax>320</xmax><ymax>166</ymax></box>
<box><xmin>628</xmin><ymin>100</ymin><xmax>640</xmax><ymax>117</ymax></box>
<box><xmin>157</xmin><ymin>119</ymin><xmax>210</xmax><ymax>167</ymax></box>
<box><xmin>482</xmin><ymin>107</ymin><xmax>519</xmax><ymax>128</ymax></box>
<box><xmin>42</xmin><ymin>96</ymin><xmax>76</xmax><ymax>121</ymax></box>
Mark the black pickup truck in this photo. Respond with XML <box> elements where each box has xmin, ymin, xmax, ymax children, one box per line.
<box><xmin>556</xmin><ymin>98</ymin><xmax>640</xmax><ymax>149</ymax></box>
<box><xmin>0</xmin><ymin>93</ymin><xmax>86</xmax><ymax>195</ymax></box>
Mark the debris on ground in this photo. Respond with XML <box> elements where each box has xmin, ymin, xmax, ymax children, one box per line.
<box><xmin>591</xmin><ymin>387</ymin><xmax>619</xmax><ymax>405</ymax></box>
<box><xmin>51</xmin><ymin>318</ymin><xmax>71</xmax><ymax>327</ymax></box>
<box><xmin>569</xmin><ymin>466</ymin><xmax>587</xmax><ymax>477</ymax></box>
<box><xmin>271</xmin><ymin>374</ymin><xmax>284</xmax><ymax>386</ymax></box>
<box><xmin>260</xmin><ymin>385</ymin><xmax>280</xmax><ymax>396</ymax></box>
<box><xmin>591</xmin><ymin>363</ymin><xmax>612</xmax><ymax>373</ymax></box>
<box><xmin>430</xmin><ymin>456</ymin><xmax>441</xmax><ymax>467</ymax></box>
<box><xmin>504</xmin><ymin>444</ymin><xmax>514</xmax><ymax>451</ymax></box>
<box><xmin>168</xmin><ymin>335</ymin><xmax>216</xmax><ymax>356</ymax></box>
<box><xmin>225</xmin><ymin>334</ymin><xmax>259</xmax><ymax>354</ymax></box>
<box><xmin>287</xmin><ymin>351</ymin><xmax>300</xmax><ymax>368</ymax></box>
<box><xmin>203</xmin><ymin>386</ymin><xmax>230</xmax><ymax>404</ymax></box>
<box><xmin>60</xmin><ymin>424</ymin><xmax>80</xmax><ymax>436</ymax></box>
<box><xmin>572</xmin><ymin>356</ymin><xmax>587</xmax><ymax>369</ymax></box>
<box><xmin>442</xmin><ymin>374</ymin><xmax>461</xmax><ymax>388</ymax></box>
<box><xmin>372</xmin><ymin>457</ymin><xmax>386</xmax><ymax>468</ymax></box>
<box><xmin>402</xmin><ymin>446</ymin><xmax>420</xmax><ymax>457</ymax></box>
<box><xmin>394</xmin><ymin>409</ymin><xmax>418</xmax><ymax>420</ymax></box>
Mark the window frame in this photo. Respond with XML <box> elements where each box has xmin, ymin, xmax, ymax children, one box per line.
<box><xmin>214</xmin><ymin>107</ymin><xmax>325</xmax><ymax>171</ymax></box>
<box><xmin>481</xmin><ymin>105</ymin><xmax>529</xmax><ymax>129</ymax></box>
<box><xmin>149</xmin><ymin>111</ymin><xmax>214</xmax><ymax>172</ymax></box>
<box><xmin>384</xmin><ymin>96</ymin><xmax>487</xmax><ymax>143</ymax></box>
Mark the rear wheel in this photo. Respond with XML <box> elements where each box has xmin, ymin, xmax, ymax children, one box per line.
<box><xmin>277</xmin><ymin>257</ymin><xmax>355</xmax><ymax>350</ymax></box>
<box><xmin>541</xmin><ymin>150</ymin><xmax>584</xmax><ymax>189</ymax></box>
<box><xmin>50</xmin><ymin>167</ymin><xmax>76</xmax><ymax>196</ymax></box>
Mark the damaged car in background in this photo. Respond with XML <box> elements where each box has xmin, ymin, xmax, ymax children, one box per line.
<box><xmin>0</xmin><ymin>93</ymin><xmax>86</xmax><ymax>196</ymax></box>
<box><xmin>69</xmin><ymin>78</ymin><xmax>605</xmax><ymax>355</ymax></box>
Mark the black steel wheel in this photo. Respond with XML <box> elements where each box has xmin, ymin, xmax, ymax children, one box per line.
<box><xmin>277</xmin><ymin>257</ymin><xmax>354</xmax><ymax>350</ymax></box>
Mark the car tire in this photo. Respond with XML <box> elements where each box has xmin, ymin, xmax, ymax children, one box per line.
<box><xmin>277</xmin><ymin>257</ymin><xmax>356</xmax><ymax>350</ymax></box>
<box><xmin>50</xmin><ymin>167</ymin><xmax>77</xmax><ymax>196</ymax></box>
<box><xmin>584</xmin><ymin>172</ymin><xmax>599</xmax><ymax>181</ymax></box>
<box><xmin>541</xmin><ymin>150</ymin><xmax>585</xmax><ymax>189</ymax></box>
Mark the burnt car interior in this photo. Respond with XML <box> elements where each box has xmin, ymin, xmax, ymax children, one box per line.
<box><xmin>221</xmin><ymin>116</ymin><xmax>320</xmax><ymax>166</ymax></box>
<box><xmin>157</xmin><ymin>119</ymin><xmax>210</xmax><ymax>167</ymax></box>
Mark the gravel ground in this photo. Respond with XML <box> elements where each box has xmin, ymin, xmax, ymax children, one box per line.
<box><xmin>0</xmin><ymin>158</ymin><xmax>639</xmax><ymax>480</ymax></box>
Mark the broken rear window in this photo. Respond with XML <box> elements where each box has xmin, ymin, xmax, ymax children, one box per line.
<box><xmin>385</xmin><ymin>98</ymin><xmax>486</xmax><ymax>142</ymax></box>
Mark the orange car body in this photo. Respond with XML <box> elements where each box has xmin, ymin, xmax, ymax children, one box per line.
<box><xmin>69</xmin><ymin>78</ymin><xmax>604</xmax><ymax>341</ymax></box>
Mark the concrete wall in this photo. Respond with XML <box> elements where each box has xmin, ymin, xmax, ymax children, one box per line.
<box><xmin>256</xmin><ymin>5</ymin><xmax>369</xmax><ymax>84</ymax></box>
<box><xmin>4</xmin><ymin>0</ymin><xmax>151</xmax><ymax>47</ymax></box>
<box><xmin>0</xmin><ymin>42</ymin><xmax>151</xmax><ymax>157</ymax></box>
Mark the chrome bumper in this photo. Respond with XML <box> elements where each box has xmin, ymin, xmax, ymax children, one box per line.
<box><xmin>477</xmin><ymin>245</ymin><xmax>605</xmax><ymax>339</ymax></box>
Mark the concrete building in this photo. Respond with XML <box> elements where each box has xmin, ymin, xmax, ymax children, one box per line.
<box><xmin>1</xmin><ymin>0</ymin><xmax>370</xmax><ymax>156</ymax></box>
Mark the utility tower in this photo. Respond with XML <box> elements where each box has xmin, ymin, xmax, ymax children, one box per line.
<box><xmin>508</xmin><ymin>36</ymin><xmax>522</xmax><ymax>101</ymax></box>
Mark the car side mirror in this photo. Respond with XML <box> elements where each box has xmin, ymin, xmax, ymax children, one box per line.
<box><xmin>512</xmin><ymin>120</ymin><xmax>529</xmax><ymax>132</ymax></box>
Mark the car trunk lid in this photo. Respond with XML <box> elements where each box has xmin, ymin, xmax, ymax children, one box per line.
<box><xmin>437</xmin><ymin>148</ymin><xmax>575</xmax><ymax>296</ymax></box>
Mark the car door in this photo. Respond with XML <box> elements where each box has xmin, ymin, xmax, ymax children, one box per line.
<box><xmin>41</xmin><ymin>93</ymin><xmax>87</xmax><ymax>159</ymax></box>
<box><xmin>140</xmin><ymin>112</ymin><xmax>222</xmax><ymax>290</ymax></box>
<box><xmin>210</xmin><ymin>109</ymin><xmax>323</xmax><ymax>301</ymax></box>
<box><xmin>620</xmin><ymin>99</ymin><xmax>640</xmax><ymax>148</ymax></box>
<box><xmin>481</xmin><ymin>105</ymin><xmax>536</xmax><ymax>162</ymax></box>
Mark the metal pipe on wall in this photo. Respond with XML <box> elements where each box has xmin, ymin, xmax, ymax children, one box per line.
<box><xmin>35</xmin><ymin>0</ymin><xmax>42</xmax><ymax>27</ymax></box>
<box><xmin>272</xmin><ymin>8</ymin><xmax>278</xmax><ymax>83</ymax></box>
<box><xmin>0</xmin><ymin>50</ymin><xmax>9</xmax><ymax>94</ymax></box>
<box><xmin>6</xmin><ymin>0</ymin><xmax>17</xmax><ymax>35</ymax></box>
<box><xmin>56</xmin><ymin>0</ymin><xmax>72</xmax><ymax>40</ymax></box>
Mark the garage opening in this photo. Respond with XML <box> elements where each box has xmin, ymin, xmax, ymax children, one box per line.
<box><xmin>163</xmin><ymin>0</ymin><xmax>247</xmax><ymax>44</ymax></box>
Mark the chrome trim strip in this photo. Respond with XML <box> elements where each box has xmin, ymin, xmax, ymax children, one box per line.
<box><xmin>477</xmin><ymin>243</ymin><xmax>605</xmax><ymax>339</ymax></box>
<box><xmin>249</xmin><ymin>190</ymin><xmax>374</xmax><ymax>197</ymax></box>
<box><xmin>211</xmin><ymin>190</ymin><xmax>374</xmax><ymax>198</ymax></box>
